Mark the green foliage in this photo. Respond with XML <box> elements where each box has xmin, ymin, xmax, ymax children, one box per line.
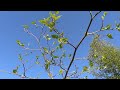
<box><xmin>102</xmin><ymin>24</ymin><xmax>111</xmax><ymax>30</ymax></box>
<box><xmin>23</xmin><ymin>25</ymin><xmax>29</xmax><ymax>29</ymax></box>
<box><xmin>31</xmin><ymin>21</ymin><xmax>36</xmax><ymax>25</ymax></box>
<box><xmin>59</xmin><ymin>69</ymin><xmax>63</xmax><ymax>75</ymax></box>
<box><xmin>89</xmin><ymin>61</ymin><xmax>94</xmax><ymax>67</ymax></box>
<box><xmin>116</xmin><ymin>23</ymin><xmax>120</xmax><ymax>31</ymax></box>
<box><xmin>45</xmin><ymin>60</ymin><xmax>51</xmax><ymax>70</ymax></box>
<box><xmin>43</xmin><ymin>47</ymin><xmax>49</xmax><ymax>53</ymax></box>
<box><xmin>58</xmin><ymin>38</ymin><xmax>68</xmax><ymax>44</ymax></box>
<box><xmin>88</xmin><ymin>35</ymin><xmax>120</xmax><ymax>79</ymax></box>
<box><xmin>59</xmin><ymin>43</ymin><xmax>63</xmax><ymax>49</ymax></box>
<box><xmin>101</xmin><ymin>12</ymin><xmax>108</xmax><ymax>20</ymax></box>
<box><xmin>16</xmin><ymin>40</ymin><xmax>24</xmax><ymax>47</ymax></box>
<box><xmin>107</xmin><ymin>34</ymin><xmax>113</xmax><ymax>39</ymax></box>
<box><xmin>51</xmin><ymin>34</ymin><xmax>59</xmax><ymax>39</ymax></box>
<box><xmin>53</xmin><ymin>55</ymin><xmax>59</xmax><ymax>58</ymax></box>
<box><xmin>13</xmin><ymin>66</ymin><xmax>18</xmax><ymax>74</ymax></box>
<box><xmin>39</xmin><ymin>11</ymin><xmax>61</xmax><ymax>32</ymax></box>
<box><xmin>83</xmin><ymin>66</ymin><xmax>88</xmax><ymax>72</ymax></box>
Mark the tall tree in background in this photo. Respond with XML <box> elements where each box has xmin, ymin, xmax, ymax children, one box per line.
<box><xmin>7</xmin><ymin>11</ymin><xmax>120</xmax><ymax>79</ymax></box>
<box><xmin>88</xmin><ymin>34</ymin><xmax>120</xmax><ymax>79</ymax></box>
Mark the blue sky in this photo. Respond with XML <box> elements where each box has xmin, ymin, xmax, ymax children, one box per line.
<box><xmin>0</xmin><ymin>11</ymin><xmax>120</xmax><ymax>79</ymax></box>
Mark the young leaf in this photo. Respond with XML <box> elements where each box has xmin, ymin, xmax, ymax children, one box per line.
<box><xmin>107</xmin><ymin>34</ymin><xmax>113</xmax><ymax>39</ymax></box>
<box><xmin>55</xmin><ymin>15</ymin><xmax>61</xmax><ymax>21</ymax></box>
<box><xmin>13</xmin><ymin>69</ymin><xmax>17</xmax><ymax>74</ymax></box>
<box><xmin>58</xmin><ymin>38</ymin><xmax>68</xmax><ymax>44</ymax></box>
<box><xmin>55</xmin><ymin>11</ymin><xmax>59</xmax><ymax>15</ymax></box>
<box><xmin>51</xmin><ymin>34</ymin><xmax>59</xmax><ymax>39</ymax></box>
<box><xmin>59</xmin><ymin>43</ymin><xmax>63</xmax><ymax>49</ymax></box>
<box><xmin>31</xmin><ymin>21</ymin><xmax>36</xmax><ymax>25</ymax></box>
<box><xmin>83</xmin><ymin>66</ymin><xmax>88</xmax><ymax>72</ymax></box>
<box><xmin>89</xmin><ymin>61</ymin><xmax>94</xmax><ymax>67</ymax></box>
<box><xmin>23</xmin><ymin>25</ymin><xmax>29</xmax><ymax>29</ymax></box>
<box><xmin>53</xmin><ymin>55</ymin><xmax>59</xmax><ymax>58</ymax></box>
<box><xmin>45</xmin><ymin>61</ymin><xmax>50</xmax><ymax>70</ymax></box>
<box><xmin>59</xmin><ymin>69</ymin><xmax>63</xmax><ymax>74</ymax></box>
<box><xmin>102</xmin><ymin>24</ymin><xmax>111</xmax><ymax>30</ymax></box>
<box><xmin>103</xmin><ymin>12</ymin><xmax>108</xmax><ymax>16</ymax></box>
<box><xmin>94</xmin><ymin>54</ymin><xmax>98</xmax><ymax>58</ymax></box>
<box><xmin>43</xmin><ymin>47</ymin><xmax>49</xmax><ymax>53</ymax></box>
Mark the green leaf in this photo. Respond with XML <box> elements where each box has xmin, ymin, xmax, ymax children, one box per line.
<box><xmin>39</xmin><ymin>19</ymin><xmax>46</xmax><ymax>25</ymax></box>
<box><xmin>16</xmin><ymin>40</ymin><xmax>21</xmax><ymax>45</ymax></box>
<box><xmin>116</xmin><ymin>23</ymin><xmax>120</xmax><ymax>31</ymax></box>
<box><xmin>101</xmin><ymin>12</ymin><xmax>108</xmax><ymax>20</ymax></box>
<box><xmin>59</xmin><ymin>43</ymin><xmax>63</xmax><ymax>49</ymax></box>
<box><xmin>43</xmin><ymin>47</ymin><xmax>49</xmax><ymax>53</ymax></box>
<box><xmin>101</xmin><ymin>16</ymin><xmax>104</xmax><ymax>20</ymax></box>
<box><xmin>83</xmin><ymin>66</ymin><xmax>88</xmax><ymax>72</ymax></box>
<box><xmin>107</xmin><ymin>34</ymin><xmax>113</xmax><ymax>39</ymax></box>
<box><xmin>102</xmin><ymin>24</ymin><xmax>111</xmax><ymax>30</ymax></box>
<box><xmin>45</xmin><ymin>60</ymin><xmax>50</xmax><ymax>70</ymax></box>
<box><xmin>48</xmin><ymin>22</ymin><xmax>55</xmax><ymax>29</ymax></box>
<box><xmin>94</xmin><ymin>54</ymin><xmax>98</xmax><ymax>58</ymax></box>
<box><xmin>31</xmin><ymin>21</ymin><xmax>36</xmax><ymax>25</ymax></box>
<box><xmin>23</xmin><ymin>25</ymin><xmax>29</xmax><ymax>29</ymax></box>
<box><xmin>89</xmin><ymin>61</ymin><xmax>94</xmax><ymax>67</ymax></box>
<box><xmin>103</xmin><ymin>12</ymin><xmax>108</xmax><ymax>16</ymax></box>
<box><xmin>16</xmin><ymin>40</ymin><xmax>24</xmax><ymax>47</ymax></box>
<box><xmin>55</xmin><ymin>15</ymin><xmax>61</xmax><ymax>21</ymax></box>
<box><xmin>58</xmin><ymin>38</ymin><xmax>68</xmax><ymax>44</ymax></box>
<box><xmin>55</xmin><ymin>11</ymin><xmax>59</xmax><ymax>15</ymax></box>
<box><xmin>49</xmin><ymin>11</ymin><xmax>53</xmax><ymax>16</ymax></box>
<box><xmin>59</xmin><ymin>69</ymin><xmax>63</xmax><ymax>74</ymax></box>
<box><xmin>51</xmin><ymin>34</ymin><xmax>59</xmax><ymax>39</ymax></box>
<box><xmin>13</xmin><ymin>69</ymin><xmax>17</xmax><ymax>74</ymax></box>
<box><xmin>53</xmin><ymin>55</ymin><xmax>59</xmax><ymax>58</ymax></box>
<box><xmin>102</xmin><ymin>56</ymin><xmax>106</xmax><ymax>60</ymax></box>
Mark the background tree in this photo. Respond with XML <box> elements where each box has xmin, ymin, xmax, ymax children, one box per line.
<box><xmin>88</xmin><ymin>34</ymin><xmax>120</xmax><ymax>79</ymax></box>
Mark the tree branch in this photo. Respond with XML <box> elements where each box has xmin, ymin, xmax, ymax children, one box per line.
<box><xmin>64</xmin><ymin>11</ymin><xmax>101</xmax><ymax>79</ymax></box>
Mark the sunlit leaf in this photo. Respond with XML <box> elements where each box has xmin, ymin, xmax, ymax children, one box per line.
<box><xmin>59</xmin><ymin>69</ymin><xmax>63</xmax><ymax>74</ymax></box>
<box><xmin>59</xmin><ymin>43</ymin><xmax>63</xmax><ymax>49</ymax></box>
<box><xmin>51</xmin><ymin>34</ymin><xmax>59</xmax><ymax>39</ymax></box>
<box><xmin>53</xmin><ymin>55</ymin><xmax>59</xmax><ymax>58</ymax></box>
<box><xmin>89</xmin><ymin>61</ymin><xmax>94</xmax><ymax>67</ymax></box>
<box><xmin>43</xmin><ymin>47</ymin><xmax>49</xmax><ymax>53</ymax></box>
<box><xmin>23</xmin><ymin>25</ymin><xmax>29</xmax><ymax>29</ymax></box>
<box><xmin>107</xmin><ymin>34</ymin><xmax>113</xmax><ymax>39</ymax></box>
<box><xmin>13</xmin><ymin>69</ymin><xmax>17</xmax><ymax>74</ymax></box>
<box><xmin>83</xmin><ymin>66</ymin><xmax>88</xmax><ymax>72</ymax></box>
<box><xmin>31</xmin><ymin>21</ymin><xmax>36</xmax><ymax>25</ymax></box>
<box><xmin>55</xmin><ymin>11</ymin><xmax>59</xmax><ymax>15</ymax></box>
